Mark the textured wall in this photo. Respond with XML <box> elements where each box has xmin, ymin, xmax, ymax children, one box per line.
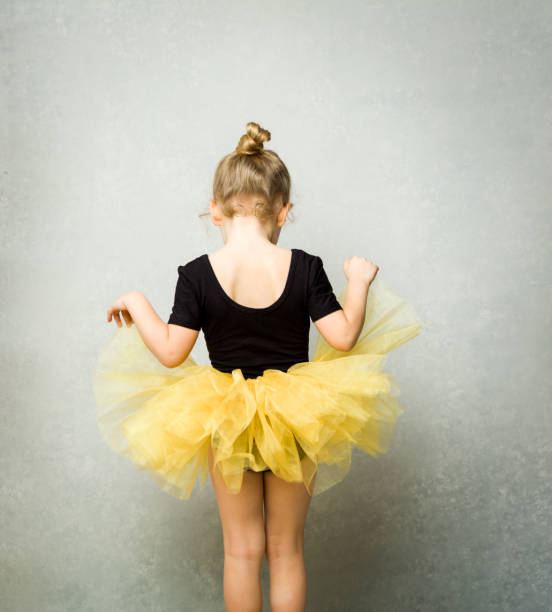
<box><xmin>2</xmin><ymin>1</ymin><xmax>551</xmax><ymax>611</ymax></box>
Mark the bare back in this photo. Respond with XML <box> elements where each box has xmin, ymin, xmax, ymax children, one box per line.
<box><xmin>206</xmin><ymin>246</ymin><xmax>294</xmax><ymax>310</ymax></box>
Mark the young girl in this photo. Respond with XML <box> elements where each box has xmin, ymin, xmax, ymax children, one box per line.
<box><xmin>93</xmin><ymin>121</ymin><xmax>423</xmax><ymax>612</ymax></box>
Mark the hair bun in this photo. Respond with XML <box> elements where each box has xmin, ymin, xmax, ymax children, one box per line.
<box><xmin>235</xmin><ymin>121</ymin><xmax>271</xmax><ymax>155</ymax></box>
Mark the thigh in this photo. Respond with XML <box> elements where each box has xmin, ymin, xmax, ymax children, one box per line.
<box><xmin>263</xmin><ymin>461</ymin><xmax>316</xmax><ymax>554</ymax></box>
<box><xmin>208</xmin><ymin>443</ymin><xmax>265</xmax><ymax>555</ymax></box>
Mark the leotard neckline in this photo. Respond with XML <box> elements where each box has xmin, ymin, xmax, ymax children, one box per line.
<box><xmin>203</xmin><ymin>248</ymin><xmax>297</xmax><ymax>313</ymax></box>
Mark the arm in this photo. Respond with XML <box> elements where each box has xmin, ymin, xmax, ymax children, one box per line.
<box><xmin>313</xmin><ymin>278</ymin><xmax>370</xmax><ymax>352</ymax></box>
<box><xmin>107</xmin><ymin>290</ymin><xmax>199</xmax><ymax>368</ymax></box>
<box><xmin>312</xmin><ymin>255</ymin><xmax>379</xmax><ymax>352</ymax></box>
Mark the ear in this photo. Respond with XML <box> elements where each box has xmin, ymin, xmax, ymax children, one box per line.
<box><xmin>209</xmin><ymin>200</ymin><xmax>223</xmax><ymax>226</ymax></box>
<box><xmin>277</xmin><ymin>201</ymin><xmax>292</xmax><ymax>226</ymax></box>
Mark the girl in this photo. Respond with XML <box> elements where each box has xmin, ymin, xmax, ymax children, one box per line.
<box><xmin>93</xmin><ymin>121</ymin><xmax>423</xmax><ymax>612</ymax></box>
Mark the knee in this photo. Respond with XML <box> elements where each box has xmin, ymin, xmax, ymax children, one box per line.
<box><xmin>265</xmin><ymin>529</ymin><xmax>304</xmax><ymax>561</ymax></box>
<box><xmin>223</xmin><ymin>526</ymin><xmax>266</xmax><ymax>562</ymax></box>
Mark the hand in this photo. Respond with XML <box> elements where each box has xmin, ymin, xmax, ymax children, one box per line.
<box><xmin>107</xmin><ymin>292</ymin><xmax>135</xmax><ymax>328</ymax></box>
<box><xmin>343</xmin><ymin>256</ymin><xmax>379</xmax><ymax>286</ymax></box>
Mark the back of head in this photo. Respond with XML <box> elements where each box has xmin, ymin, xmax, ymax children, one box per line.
<box><xmin>209</xmin><ymin>121</ymin><xmax>294</xmax><ymax>222</ymax></box>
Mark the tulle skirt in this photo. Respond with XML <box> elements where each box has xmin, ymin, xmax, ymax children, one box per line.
<box><xmin>92</xmin><ymin>276</ymin><xmax>423</xmax><ymax>499</ymax></box>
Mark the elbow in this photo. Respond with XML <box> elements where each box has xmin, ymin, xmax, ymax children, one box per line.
<box><xmin>329</xmin><ymin>335</ymin><xmax>355</xmax><ymax>352</ymax></box>
<box><xmin>340</xmin><ymin>339</ymin><xmax>356</xmax><ymax>352</ymax></box>
<box><xmin>322</xmin><ymin>325</ymin><xmax>357</xmax><ymax>353</ymax></box>
<box><xmin>159</xmin><ymin>351</ymin><xmax>180</xmax><ymax>369</ymax></box>
<box><xmin>160</xmin><ymin>348</ymin><xmax>191</xmax><ymax>369</ymax></box>
<box><xmin>159</xmin><ymin>356</ymin><xmax>175</xmax><ymax>369</ymax></box>
<box><xmin>340</xmin><ymin>328</ymin><xmax>359</xmax><ymax>352</ymax></box>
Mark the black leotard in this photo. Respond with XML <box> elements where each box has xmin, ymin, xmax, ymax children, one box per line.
<box><xmin>167</xmin><ymin>248</ymin><xmax>343</xmax><ymax>379</ymax></box>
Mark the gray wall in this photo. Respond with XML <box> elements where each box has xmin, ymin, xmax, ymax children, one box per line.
<box><xmin>2</xmin><ymin>1</ymin><xmax>551</xmax><ymax>611</ymax></box>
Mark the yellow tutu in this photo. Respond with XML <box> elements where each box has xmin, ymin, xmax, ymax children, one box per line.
<box><xmin>92</xmin><ymin>276</ymin><xmax>423</xmax><ymax>499</ymax></box>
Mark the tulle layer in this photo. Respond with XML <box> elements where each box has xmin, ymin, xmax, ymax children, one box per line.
<box><xmin>92</xmin><ymin>276</ymin><xmax>423</xmax><ymax>499</ymax></box>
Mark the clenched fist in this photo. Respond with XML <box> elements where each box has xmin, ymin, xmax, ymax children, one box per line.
<box><xmin>343</xmin><ymin>256</ymin><xmax>379</xmax><ymax>286</ymax></box>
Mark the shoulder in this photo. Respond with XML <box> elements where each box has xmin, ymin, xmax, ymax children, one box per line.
<box><xmin>293</xmin><ymin>248</ymin><xmax>319</xmax><ymax>263</ymax></box>
<box><xmin>293</xmin><ymin>248</ymin><xmax>326</xmax><ymax>273</ymax></box>
<box><xmin>176</xmin><ymin>254</ymin><xmax>206</xmax><ymax>276</ymax></box>
<box><xmin>173</xmin><ymin>255</ymin><xmax>207</xmax><ymax>295</ymax></box>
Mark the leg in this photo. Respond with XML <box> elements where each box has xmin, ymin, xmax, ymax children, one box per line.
<box><xmin>264</xmin><ymin>461</ymin><xmax>316</xmax><ymax>612</ymax></box>
<box><xmin>208</xmin><ymin>443</ymin><xmax>265</xmax><ymax>612</ymax></box>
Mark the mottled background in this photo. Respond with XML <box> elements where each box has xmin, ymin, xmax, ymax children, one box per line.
<box><xmin>2</xmin><ymin>1</ymin><xmax>551</xmax><ymax>611</ymax></box>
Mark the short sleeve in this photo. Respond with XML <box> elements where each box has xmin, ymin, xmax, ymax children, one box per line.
<box><xmin>167</xmin><ymin>264</ymin><xmax>202</xmax><ymax>331</ymax></box>
<box><xmin>307</xmin><ymin>255</ymin><xmax>343</xmax><ymax>323</ymax></box>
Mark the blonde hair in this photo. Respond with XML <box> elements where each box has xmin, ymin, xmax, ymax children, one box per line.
<box><xmin>200</xmin><ymin>121</ymin><xmax>295</xmax><ymax>223</ymax></box>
